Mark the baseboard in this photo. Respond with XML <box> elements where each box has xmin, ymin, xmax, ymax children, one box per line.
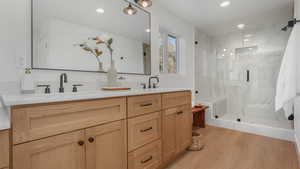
<box><xmin>294</xmin><ymin>134</ymin><xmax>300</xmax><ymax>166</ymax></box>
<box><xmin>206</xmin><ymin>118</ymin><xmax>295</xmax><ymax>141</ymax></box>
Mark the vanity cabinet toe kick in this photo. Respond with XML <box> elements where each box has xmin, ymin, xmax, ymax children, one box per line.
<box><xmin>6</xmin><ymin>90</ymin><xmax>192</xmax><ymax>169</ymax></box>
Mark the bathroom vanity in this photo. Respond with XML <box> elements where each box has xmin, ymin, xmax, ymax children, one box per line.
<box><xmin>0</xmin><ymin>89</ymin><xmax>192</xmax><ymax>169</ymax></box>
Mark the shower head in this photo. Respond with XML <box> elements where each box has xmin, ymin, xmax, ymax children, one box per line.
<box><xmin>281</xmin><ymin>18</ymin><xmax>300</xmax><ymax>31</ymax></box>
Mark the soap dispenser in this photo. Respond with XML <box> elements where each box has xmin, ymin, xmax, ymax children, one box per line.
<box><xmin>21</xmin><ymin>68</ymin><xmax>35</xmax><ymax>94</ymax></box>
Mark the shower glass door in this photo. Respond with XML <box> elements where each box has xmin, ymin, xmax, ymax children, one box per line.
<box><xmin>212</xmin><ymin>24</ymin><xmax>292</xmax><ymax>129</ymax></box>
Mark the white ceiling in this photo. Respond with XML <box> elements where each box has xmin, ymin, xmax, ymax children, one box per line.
<box><xmin>35</xmin><ymin>0</ymin><xmax>150</xmax><ymax>42</ymax></box>
<box><xmin>156</xmin><ymin>0</ymin><xmax>294</xmax><ymax>36</ymax></box>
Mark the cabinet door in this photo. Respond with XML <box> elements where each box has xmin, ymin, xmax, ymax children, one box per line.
<box><xmin>0</xmin><ymin>130</ymin><xmax>9</xmax><ymax>169</ymax></box>
<box><xmin>176</xmin><ymin>105</ymin><xmax>193</xmax><ymax>152</ymax></box>
<box><xmin>85</xmin><ymin>120</ymin><xmax>127</xmax><ymax>169</ymax></box>
<box><xmin>13</xmin><ymin>130</ymin><xmax>85</xmax><ymax>169</ymax></box>
<box><xmin>162</xmin><ymin>108</ymin><xmax>178</xmax><ymax>163</ymax></box>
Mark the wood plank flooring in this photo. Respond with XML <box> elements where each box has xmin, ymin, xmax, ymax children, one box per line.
<box><xmin>167</xmin><ymin>126</ymin><xmax>299</xmax><ymax>169</ymax></box>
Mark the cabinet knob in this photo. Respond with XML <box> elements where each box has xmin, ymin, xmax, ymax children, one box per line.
<box><xmin>88</xmin><ymin>137</ymin><xmax>95</xmax><ymax>143</ymax></box>
<box><xmin>78</xmin><ymin>140</ymin><xmax>85</xmax><ymax>146</ymax></box>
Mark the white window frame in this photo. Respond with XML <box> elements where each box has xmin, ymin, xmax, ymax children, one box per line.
<box><xmin>159</xmin><ymin>31</ymin><xmax>180</xmax><ymax>74</ymax></box>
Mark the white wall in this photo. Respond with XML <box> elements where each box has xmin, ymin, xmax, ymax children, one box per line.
<box><xmin>294</xmin><ymin>0</ymin><xmax>300</xmax><ymax>161</ymax></box>
<box><xmin>35</xmin><ymin>18</ymin><xmax>145</xmax><ymax>73</ymax></box>
<box><xmin>0</xmin><ymin>0</ymin><xmax>196</xmax><ymax>102</ymax></box>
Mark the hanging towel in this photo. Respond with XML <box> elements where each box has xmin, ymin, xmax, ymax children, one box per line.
<box><xmin>275</xmin><ymin>25</ymin><xmax>297</xmax><ymax>118</ymax></box>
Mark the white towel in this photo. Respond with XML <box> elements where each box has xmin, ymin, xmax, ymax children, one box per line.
<box><xmin>275</xmin><ymin>25</ymin><xmax>297</xmax><ymax>118</ymax></box>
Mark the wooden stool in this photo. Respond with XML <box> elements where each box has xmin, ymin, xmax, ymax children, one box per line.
<box><xmin>192</xmin><ymin>105</ymin><xmax>209</xmax><ymax>128</ymax></box>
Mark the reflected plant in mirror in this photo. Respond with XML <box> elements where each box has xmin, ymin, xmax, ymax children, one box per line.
<box><xmin>75</xmin><ymin>36</ymin><xmax>114</xmax><ymax>72</ymax></box>
<box><xmin>75</xmin><ymin>38</ymin><xmax>105</xmax><ymax>71</ymax></box>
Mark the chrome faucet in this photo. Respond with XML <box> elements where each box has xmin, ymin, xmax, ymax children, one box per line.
<box><xmin>148</xmin><ymin>76</ymin><xmax>160</xmax><ymax>89</ymax></box>
<box><xmin>59</xmin><ymin>73</ymin><xmax>68</xmax><ymax>93</ymax></box>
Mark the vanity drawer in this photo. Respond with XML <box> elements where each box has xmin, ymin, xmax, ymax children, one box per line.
<box><xmin>0</xmin><ymin>130</ymin><xmax>9</xmax><ymax>169</ymax></box>
<box><xmin>128</xmin><ymin>140</ymin><xmax>162</xmax><ymax>169</ymax></box>
<box><xmin>162</xmin><ymin>91</ymin><xmax>191</xmax><ymax>109</ymax></box>
<box><xmin>128</xmin><ymin>112</ymin><xmax>161</xmax><ymax>152</ymax></box>
<box><xmin>11</xmin><ymin>97</ymin><xmax>126</xmax><ymax>144</ymax></box>
<box><xmin>128</xmin><ymin>94</ymin><xmax>161</xmax><ymax>118</ymax></box>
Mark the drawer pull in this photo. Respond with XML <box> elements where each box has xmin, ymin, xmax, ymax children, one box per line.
<box><xmin>140</xmin><ymin>103</ymin><xmax>153</xmax><ymax>107</ymax></box>
<box><xmin>141</xmin><ymin>156</ymin><xmax>153</xmax><ymax>164</ymax></box>
<box><xmin>177</xmin><ymin>111</ymin><xmax>183</xmax><ymax>115</ymax></box>
<box><xmin>78</xmin><ymin>140</ymin><xmax>85</xmax><ymax>146</ymax></box>
<box><xmin>140</xmin><ymin>127</ymin><xmax>153</xmax><ymax>133</ymax></box>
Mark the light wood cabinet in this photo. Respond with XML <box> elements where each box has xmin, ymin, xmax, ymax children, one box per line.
<box><xmin>85</xmin><ymin>120</ymin><xmax>127</xmax><ymax>169</ymax></box>
<box><xmin>162</xmin><ymin>104</ymin><xmax>192</xmax><ymax>164</ymax></box>
<box><xmin>128</xmin><ymin>94</ymin><xmax>161</xmax><ymax>118</ymax></box>
<box><xmin>0</xmin><ymin>130</ymin><xmax>9</xmax><ymax>169</ymax></box>
<box><xmin>13</xmin><ymin>130</ymin><xmax>86</xmax><ymax>169</ymax></box>
<box><xmin>10</xmin><ymin>91</ymin><xmax>192</xmax><ymax>169</ymax></box>
<box><xmin>176</xmin><ymin>105</ymin><xmax>193</xmax><ymax>152</ymax></box>
<box><xmin>13</xmin><ymin>120</ymin><xmax>127</xmax><ymax>169</ymax></box>
<box><xmin>162</xmin><ymin>108</ymin><xmax>177</xmax><ymax>163</ymax></box>
<box><xmin>162</xmin><ymin>91</ymin><xmax>191</xmax><ymax>109</ymax></box>
<box><xmin>128</xmin><ymin>112</ymin><xmax>161</xmax><ymax>152</ymax></box>
<box><xmin>128</xmin><ymin>140</ymin><xmax>162</xmax><ymax>169</ymax></box>
<box><xmin>12</xmin><ymin>97</ymin><xmax>126</xmax><ymax>144</ymax></box>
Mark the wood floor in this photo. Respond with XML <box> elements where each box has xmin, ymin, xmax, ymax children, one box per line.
<box><xmin>167</xmin><ymin>126</ymin><xmax>300</xmax><ymax>169</ymax></box>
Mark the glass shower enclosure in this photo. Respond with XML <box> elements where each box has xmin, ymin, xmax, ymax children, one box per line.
<box><xmin>210</xmin><ymin>24</ymin><xmax>292</xmax><ymax>129</ymax></box>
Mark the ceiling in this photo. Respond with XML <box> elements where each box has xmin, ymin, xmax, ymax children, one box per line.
<box><xmin>35</xmin><ymin>0</ymin><xmax>150</xmax><ymax>42</ymax></box>
<box><xmin>156</xmin><ymin>0</ymin><xmax>294</xmax><ymax>36</ymax></box>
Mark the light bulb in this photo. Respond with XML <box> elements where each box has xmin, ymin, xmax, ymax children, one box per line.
<box><xmin>136</xmin><ymin>0</ymin><xmax>152</xmax><ymax>8</ymax></box>
<box><xmin>123</xmin><ymin>3</ymin><xmax>137</xmax><ymax>15</ymax></box>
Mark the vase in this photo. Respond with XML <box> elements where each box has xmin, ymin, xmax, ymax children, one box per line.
<box><xmin>106</xmin><ymin>60</ymin><xmax>118</xmax><ymax>87</ymax></box>
<box><xmin>98</xmin><ymin>62</ymin><xmax>104</xmax><ymax>71</ymax></box>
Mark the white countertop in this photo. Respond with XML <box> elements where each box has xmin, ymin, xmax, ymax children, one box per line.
<box><xmin>0</xmin><ymin>88</ymin><xmax>190</xmax><ymax>130</ymax></box>
<box><xmin>1</xmin><ymin>88</ymin><xmax>190</xmax><ymax>107</ymax></box>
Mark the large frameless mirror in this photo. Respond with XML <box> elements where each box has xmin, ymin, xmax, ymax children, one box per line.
<box><xmin>31</xmin><ymin>0</ymin><xmax>151</xmax><ymax>75</ymax></box>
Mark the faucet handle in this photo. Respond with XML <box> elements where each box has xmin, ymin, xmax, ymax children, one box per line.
<box><xmin>72</xmin><ymin>84</ymin><xmax>83</xmax><ymax>93</ymax></box>
<box><xmin>153</xmin><ymin>83</ymin><xmax>159</xmax><ymax>89</ymax></box>
<box><xmin>140</xmin><ymin>83</ymin><xmax>147</xmax><ymax>89</ymax></box>
<box><xmin>37</xmin><ymin>85</ymin><xmax>51</xmax><ymax>94</ymax></box>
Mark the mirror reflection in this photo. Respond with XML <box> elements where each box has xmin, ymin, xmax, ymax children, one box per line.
<box><xmin>32</xmin><ymin>0</ymin><xmax>151</xmax><ymax>75</ymax></box>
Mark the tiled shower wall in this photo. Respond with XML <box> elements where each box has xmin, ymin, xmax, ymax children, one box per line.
<box><xmin>195</xmin><ymin>23</ymin><xmax>292</xmax><ymax>128</ymax></box>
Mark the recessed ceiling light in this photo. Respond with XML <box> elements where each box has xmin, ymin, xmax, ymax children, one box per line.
<box><xmin>96</xmin><ymin>8</ymin><xmax>105</xmax><ymax>14</ymax></box>
<box><xmin>145</xmin><ymin>28</ymin><xmax>151</xmax><ymax>33</ymax></box>
<box><xmin>223</xmin><ymin>48</ymin><xmax>227</xmax><ymax>52</ymax></box>
<box><xmin>220</xmin><ymin>1</ymin><xmax>231</xmax><ymax>7</ymax></box>
<box><xmin>237</xmin><ymin>24</ymin><xmax>245</xmax><ymax>29</ymax></box>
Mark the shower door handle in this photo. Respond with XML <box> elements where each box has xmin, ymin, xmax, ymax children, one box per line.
<box><xmin>246</xmin><ymin>70</ymin><xmax>250</xmax><ymax>82</ymax></box>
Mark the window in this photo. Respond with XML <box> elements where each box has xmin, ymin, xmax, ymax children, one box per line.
<box><xmin>159</xmin><ymin>32</ymin><xmax>179</xmax><ymax>73</ymax></box>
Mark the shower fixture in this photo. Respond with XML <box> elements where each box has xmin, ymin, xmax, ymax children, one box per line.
<box><xmin>281</xmin><ymin>18</ymin><xmax>300</xmax><ymax>31</ymax></box>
